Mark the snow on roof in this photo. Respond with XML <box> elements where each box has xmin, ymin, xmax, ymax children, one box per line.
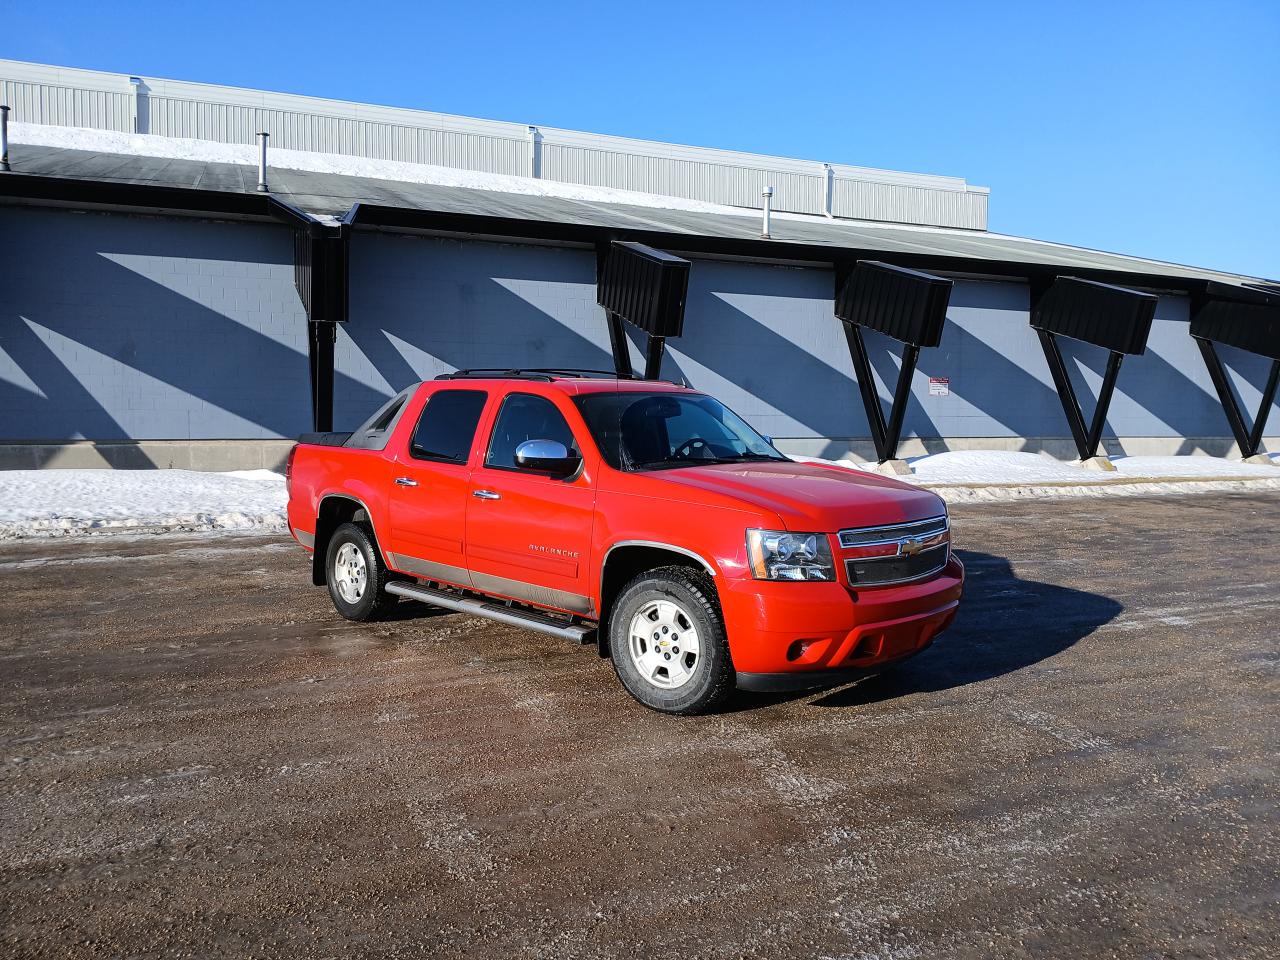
<box><xmin>9</xmin><ymin>123</ymin><xmax>1270</xmax><ymax>286</ymax></box>
<box><xmin>10</xmin><ymin>122</ymin><xmax>772</xmax><ymax>221</ymax></box>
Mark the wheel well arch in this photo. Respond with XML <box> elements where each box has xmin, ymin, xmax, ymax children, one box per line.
<box><xmin>312</xmin><ymin>494</ymin><xmax>378</xmax><ymax>586</ymax></box>
<box><xmin>597</xmin><ymin>542</ymin><xmax>717</xmax><ymax>658</ymax></box>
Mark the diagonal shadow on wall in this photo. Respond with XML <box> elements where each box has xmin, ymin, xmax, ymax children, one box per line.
<box><xmin>1062</xmin><ymin>334</ymin><xmax>1280</xmax><ymax>454</ymax></box>
<box><xmin>339</xmin><ymin>236</ymin><xmax>621</xmax><ymax>429</ymax></box>
<box><xmin>673</xmin><ymin>267</ymin><xmax>944</xmax><ymax>442</ymax></box>
<box><xmin>2</xmin><ymin>225</ymin><xmax>388</xmax><ymax>442</ymax></box>
<box><xmin>0</xmin><ymin>319</ymin><xmax>156</xmax><ymax>467</ymax></box>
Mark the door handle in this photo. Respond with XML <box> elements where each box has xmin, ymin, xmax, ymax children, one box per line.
<box><xmin>472</xmin><ymin>489</ymin><xmax>501</xmax><ymax>500</ymax></box>
<box><xmin>394</xmin><ymin>477</ymin><xmax>418</xmax><ymax>487</ymax></box>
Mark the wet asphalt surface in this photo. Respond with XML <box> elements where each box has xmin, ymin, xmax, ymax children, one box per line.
<box><xmin>1</xmin><ymin>493</ymin><xmax>1277</xmax><ymax>960</ymax></box>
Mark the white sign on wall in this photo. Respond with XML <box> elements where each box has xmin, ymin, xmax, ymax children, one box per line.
<box><xmin>928</xmin><ymin>377</ymin><xmax>951</xmax><ymax>397</ymax></box>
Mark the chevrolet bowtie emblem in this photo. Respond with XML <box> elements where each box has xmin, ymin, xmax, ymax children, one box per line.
<box><xmin>899</xmin><ymin>537</ymin><xmax>924</xmax><ymax>557</ymax></box>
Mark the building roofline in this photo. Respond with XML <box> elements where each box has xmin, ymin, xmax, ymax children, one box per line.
<box><xmin>0</xmin><ymin>164</ymin><xmax>1272</xmax><ymax>301</ymax></box>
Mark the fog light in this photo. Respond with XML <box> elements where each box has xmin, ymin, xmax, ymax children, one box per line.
<box><xmin>851</xmin><ymin>634</ymin><xmax>884</xmax><ymax>660</ymax></box>
<box><xmin>786</xmin><ymin>639</ymin><xmax>818</xmax><ymax>662</ymax></box>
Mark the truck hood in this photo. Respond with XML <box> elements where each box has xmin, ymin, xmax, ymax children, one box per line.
<box><xmin>652</xmin><ymin>460</ymin><xmax>945</xmax><ymax>531</ymax></box>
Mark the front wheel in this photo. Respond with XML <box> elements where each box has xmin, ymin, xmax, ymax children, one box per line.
<box><xmin>609</xmin><ymin>566</ymin><xmax>734</xmax><ymax>715</ymax></box>
<box><xmin>325</xmin><ymin>522</ymin><xmax>398</xmax><ymax>622</ymax></box>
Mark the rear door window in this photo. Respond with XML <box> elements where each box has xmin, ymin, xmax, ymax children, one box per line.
<box><xmin>345</xmin><ymin>388</ymin><xmax>414</xmax><ymax>451</ymax></box>
<box><xmin>409</xmin><ymin>390</ymin><xmax>489</xmax><ymax>464</ymax></box>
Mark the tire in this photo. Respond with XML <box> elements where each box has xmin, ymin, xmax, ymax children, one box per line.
<box><xmin>609</xmin><ymin>566</ymin><xmax>734</xmax><ymax>715</ymax></box>
<box><xmin>325</xmin><ymin>522</ymin><xmax>398</xmax><ymax>622</ymax></box>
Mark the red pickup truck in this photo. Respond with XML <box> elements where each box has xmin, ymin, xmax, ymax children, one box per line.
<box><xmin>286</xmin><ymin>370</ymin><xmax>963</xmax><ymax>714</ymax></box>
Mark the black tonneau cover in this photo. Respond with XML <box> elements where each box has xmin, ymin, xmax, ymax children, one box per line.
<box><xmin>298</xmin><ymin>432</ymin><xmax>353</xmax><ymax>447</ymax></box>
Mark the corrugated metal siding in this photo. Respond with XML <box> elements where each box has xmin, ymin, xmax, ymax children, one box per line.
<box><xmin>543</xmin><ymin>142</ymin><xmax>826</xmax><ymax>215</ymax></box>
<box><xmin>835</xmin><ymin>261</ymin><xmax>953</xmax><ymax>348</ymax></box>
<box><xmin>1031</xmin><ymin>277</ymin><xmax>1158</xmax><ymax>355</ymax></box>
<box><xmin>146</xmin><ymin>95</ymin><xmax>528</xmax><ymax>174</ymax></box>
<box><xmin>0</xmin><ymin>58</ymin><xmax>988</xmax><ymax>229</ymax></box>
<box><xmin>0</xmin><ymin>77</ymin><xmax>133</xmax><ymax>132</ymax></box>
<box><xmin>597</xmin><ymin>242</ymin><xmax>690</xmax><ymax>336</ymax></box>
<box><xmin>1191</xmin><ymin>301</ymin><xmax>1280</xmax><ymax>361</ymax></box>
<box><xmin>832</xmin><ymin>177</ymin><xmax>986</xmax><ymax>229</ymax></box>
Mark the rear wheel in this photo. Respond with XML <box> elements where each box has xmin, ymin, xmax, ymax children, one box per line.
<box><xmin>609</xmin><ymin>566</ymin><xmax>733</xmax><ymax>715</ymax></box>
<box><xmin>325</xmin><ymin>522</ymin><xmax>398</xmax><ymax>622</ymax></box>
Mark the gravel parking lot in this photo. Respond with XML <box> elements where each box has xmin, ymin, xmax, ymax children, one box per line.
<box><xmin>2</xmin><ymin>493</ymin><xmax>1277</xmax><ymax>959</ymax></box>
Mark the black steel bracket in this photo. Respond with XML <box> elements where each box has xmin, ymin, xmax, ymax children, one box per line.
<box><xmin>835</xmin><ymin>261</ymin><xmax>951</xmax><ymax>463</ymax></box>
<box><xmin>599</xmin><ymin>309</ymin><xmax>665</xmax><ymax>380</ymax></box>
<box><xmin>1029</xmin><ymin>276</ymin><xmax>1156</xmax><ymax>461</ymax></box>
<box><xmin>1190</xmin><ymin>286</ymin><xmax>1280</xmax><ymax>459</ymax></box>
<box><xmin>1193</xmin><ymin>336</ymin><xmax>1279</xmax><ymax>459</ymax></box>
<box><xmin>842</xmin><ymin>323</ymin><xmax>920</xmax><ymax>463</ymax></box>
<box><xmin>1036</xmin><ymin>329</ymin><xmax>1124</xmax><ymax>460</ymax></box>
<box><xmin>603</xmin><ymin>309</ymin><xmax>632</xmax><ymax>378</ymax></box>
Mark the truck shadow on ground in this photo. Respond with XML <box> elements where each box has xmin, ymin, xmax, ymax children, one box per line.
<box><xmin>736</xmin><ymin>549</ymin><xmax>1124</xmax><ymax>712</ymax></box>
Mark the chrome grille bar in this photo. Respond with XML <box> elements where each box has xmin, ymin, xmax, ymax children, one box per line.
<box><xmin>838</xmin><ymin>515</ymin><xmax>949</xmax><ymax>549</ymax></box>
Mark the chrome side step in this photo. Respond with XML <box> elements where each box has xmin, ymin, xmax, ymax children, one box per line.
<box><xmin>385</xmin><ymin>581</ymin><xmax>595</xmax><ymax>644</ymax></box>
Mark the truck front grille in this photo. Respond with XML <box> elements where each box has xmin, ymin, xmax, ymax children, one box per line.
<box><xmin>845</xmin><ymin>545</ymin><xmax>949</xmax><ymax>586</ymax></box>
<box><xmin>838</xmin><ymin>516</ymin><xmax>950</xmax><ymax>586</ymax></box>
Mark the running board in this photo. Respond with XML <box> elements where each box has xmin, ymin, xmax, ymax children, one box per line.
<box><xmin>385</xmin><ymin>581</ymin><xmax>595</xmax><ymax>644</ymax></box>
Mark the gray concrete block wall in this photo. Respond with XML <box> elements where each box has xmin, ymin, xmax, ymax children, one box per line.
<box><xmin>0</xmin><ymin>206</ymin><xmax>312</xmax><ymax>456</ymax></box>
<box><xmin>338</xmin><ymin>234</ymin><xmax>1277</xmax><ymax>457</ymax></box>
<box><xmin>2</xmin><ymin>211</ymin><xmax>1275</xmax><ymax>468</ymax></box>
<box><xmin>336</xmin><ymin>232</ymin><xmax>623</xmax><ymax>427</ymax></box>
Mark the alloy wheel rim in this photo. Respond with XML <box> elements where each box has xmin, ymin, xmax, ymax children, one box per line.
<box><xmin>627</xmin><ymin>599</ymin><xmax>701</xmax><ymax>690</ymax></box>
<box><xmin>333</xmin><ymin>542</ymin><xmax>368</xmax><ymax>604</ymax></box>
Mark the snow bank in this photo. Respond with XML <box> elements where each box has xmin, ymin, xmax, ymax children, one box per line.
<box><xmin>10</xmin><ymin>122</ymin><xmax>763</xmax><ymax>219</ymax></box>
<box><xmin>793</xmin><ymin>451</ymin><xmax>1280</xmax><ymax>503</ymax></box>
<box><xmin>0</xmin><ymin>451</ymin><xmax>1274</xmax><ymax>541</ymax></box>
<box><xmin>0</xmin><ymin>469</ymin><xmax>287</xmax><ymax>539</ymax></box>
<box><xmin>913</xmin><ymin>451</ymin><xmax>1280</xmax><ymax>486</ymax></box>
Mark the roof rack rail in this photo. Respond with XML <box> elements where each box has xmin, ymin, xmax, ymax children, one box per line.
<box><xmin>435</xmin><ymin>368</ymin><xmax>642</xmax><ymax>382</ymax></box>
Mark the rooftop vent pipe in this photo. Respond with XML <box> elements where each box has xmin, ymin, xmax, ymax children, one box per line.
<box><xmin>761</xmin><ymin>185</ymin><xmax>774</xmax><ymax>238</ymax></box>
<box><xmin>1</xmin><ymin>106</ymin><xmax>10</xmax><ymax>172</ymax></box>
<box><xmin>256</xmin><ymin>132</ymin><xmax>269</xmax><ymax>193</ymax></box>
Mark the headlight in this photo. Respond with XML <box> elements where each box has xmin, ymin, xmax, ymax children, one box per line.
<box><xmin>746</xmin><ymin>529</ymin><xmax>835</xmax><ymax>581</ymax></box>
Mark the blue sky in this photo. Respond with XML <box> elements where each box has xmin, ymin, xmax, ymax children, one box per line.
<box><xmin>6</xmin><ymin>0</ymin><xmax>1278</xmax><ymax>278</ymax></box>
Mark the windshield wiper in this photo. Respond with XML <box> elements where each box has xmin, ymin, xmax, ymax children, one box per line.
<box><xmin>630</xmin><ymin>453</ymin><xmax>786</xmax><ymax>470</ymax></box>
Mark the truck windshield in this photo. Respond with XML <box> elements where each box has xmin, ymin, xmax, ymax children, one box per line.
<box><xmin>574</xmin><ymin>392</ymin><xmax>788</xmax><ymax>472</ymax></box>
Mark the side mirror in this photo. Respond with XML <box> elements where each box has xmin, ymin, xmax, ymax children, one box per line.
<box><xmin>515</xmin><ymin>439</ymin><xmax>581</xmax><ymax>477</ymax></box>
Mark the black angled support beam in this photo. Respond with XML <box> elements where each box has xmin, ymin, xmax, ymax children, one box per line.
<box><xmin>1193</xmin><ymin>337</ymin><xmax>1277</xmax><ymax>458</ymax></box>
<box><xmin>1036</xmin><ymin>327</ymin><xmax>1124</xmax><ymax>460</ymax></box>
<box><xmin>604</xmin><ymin>310</ymin><xmax>633</xmax><ymax>378</ymax></box>
<box><xmin>596</xmin><ymin>241</ymin><xmax>689</xmax><ymax>380</ymax></box>
<box><xmin>1030</xmin><ymin>276</ymin><xmax>1157</xmax><ymax>461</ymax></box>
<box><xmin>643</xmin><ymin>336</ymin><xmax>667</xmax><ymax>381</ymax></box>
<box><xmin>1190</xmin><ymin>286</ymin><xmax>1280</xmax><ymax>459</ymax></box>
<box><xmin>842</xmin><ymin>323</ymin><xmax>888</xmax><ymax>457</ymax></box>
<box><xmin>835</xmin><ymin>261</ymin><xmax>951</xmax><ymax>463</ymax></box>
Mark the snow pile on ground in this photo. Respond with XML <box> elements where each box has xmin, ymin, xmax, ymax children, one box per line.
<box><xmin>0</xmin><ymin>452</ymin><xmax>1275</xmax><ymax>540</ymax></box>
<box><xmin>11</xmin><ymin>122</ymin><xmax>765</xmax><ymax>219</ymax></box>
<box><xmin>0</xmin><ymin>469</ymin><xmax>287</xmax><ymax>539</ymax></box>
<box><xmin>796</xmin><ymin>451</ymin><xmax>1280</xmax><ymax>503</ymax></box>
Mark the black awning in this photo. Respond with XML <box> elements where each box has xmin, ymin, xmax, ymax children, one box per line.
<box><xmin>1191</xmin><ymin>283</ymin><xmax>1280</xmax><ymax>362</ymax></box>
<box><xmin>835</xmin><ymin>260</ymin><xmax>952</xmax><ymax>348</ymax></box>
<box><xmin>1030</xmin><ymin>276</ymin><xmax>1157</xmax><ymax>355</ymax></box>
<box><xmin>596</xmin><ymin>241</ymin><xmax>690</xmax><ymax>338</ymax></box>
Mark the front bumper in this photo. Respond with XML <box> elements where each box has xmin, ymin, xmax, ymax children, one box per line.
<box><xmin>718</xmin><ymin>555</ymin><xmax>964</xmax><ymax>679</ymax></box>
